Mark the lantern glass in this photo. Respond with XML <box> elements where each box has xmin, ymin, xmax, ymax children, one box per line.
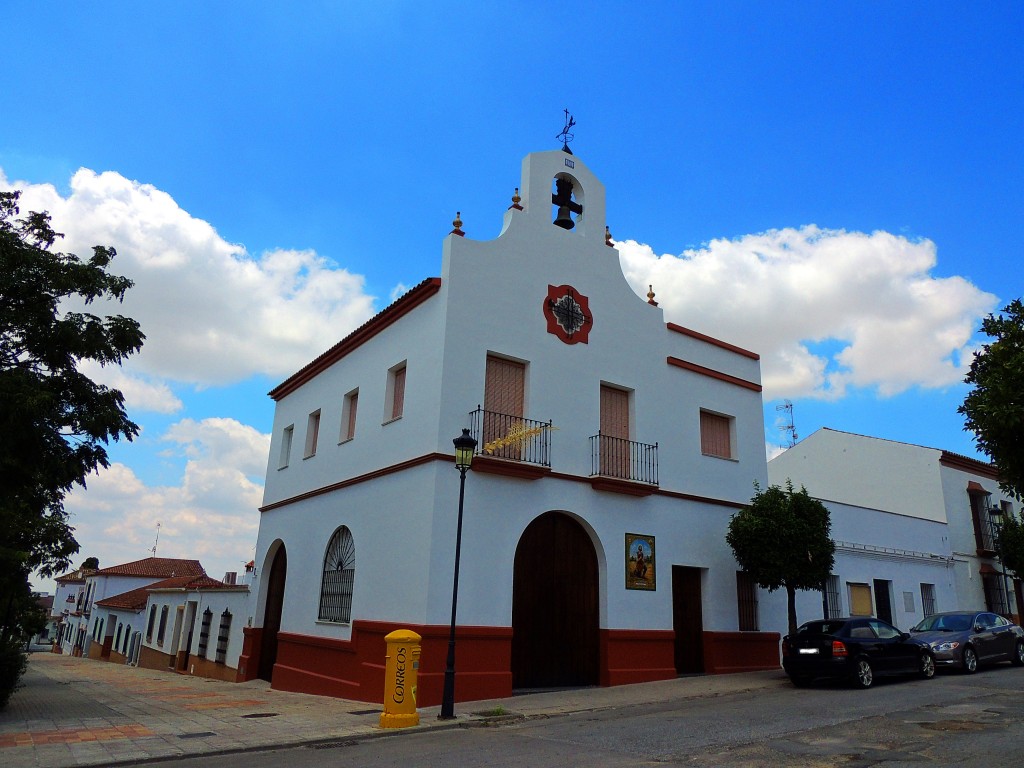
<box><xmin>453</xmin><ymin>428</ymin><xmax>477</xmax><ymax>471</ymax></box>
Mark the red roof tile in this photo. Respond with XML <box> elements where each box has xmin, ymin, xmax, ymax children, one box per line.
<box><xmin>93</xmin><ymin>557</ymin><xmax>206</xmax><ymax>579</ymax></box>
<box><xmin>55</xmin><ymin>567</ymin><xmax>97</xmax><ymax>583</ymax></box>
<box><xmin>95</xmin><ymin>575</ymin><xmax>230</xmax><ymax>611</ymax></box>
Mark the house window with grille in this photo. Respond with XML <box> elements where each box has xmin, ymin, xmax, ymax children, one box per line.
<box><xmin>700</xmin><ymin>410</ymin><xmax>733</xmax><ymax>459</ymax></box>
<box><xmin>157</xmin><ymin>605</ymin><xmax>169</xmax><ymax>645</ymax></box>
<box><xmin>115</xmin><ymin>623</ymin><xmax>123</xmax><ymax>649</ymax></box>
<box><xmin>319</xmin><ymin>526</ymin><xmax>356</xmax><ymax>623</ymax></box>
<box><xmin>216</xmin><ymin>610</ymin><xmax>231</xmax><ymax>664</ymax></box>
<box><xmin>123</xmin><ymin>628</ymin><xmax>131</xmax><ymax>655</ymax></box>
<box><xmin>341</xmin><ymin>389</ymin><xmax>358</xmax><ymax>442</ymax></box>
<box><xmin>921</xmin><ymin>583</ymin><xmax>937</xmax><ymax>617</ymax></box>
<box><xmin>386</xmin><ymin>363</ymin><xmax>406</xmax><ymax>422</ymax></box>
<box><xmin>197</xmin><ymin>608</ymin><xmax>213</xmax><ymax>658</ymax></box>
<box><xmin>824</xmin><ymin>575</ymin><xmax>842</xmax><ymax>618</ymax></box>
<box><xmin>146</xmin><ymin>605</ymin><xmax>157</xmax><ymax>641</ymax></box>
<box><xmin>736</xmin><ymin>571</ymin><xmax>759</xmax><ymax>631</ymax></box>
<box><xmin>982</xmin><ymin>571</ymin><xmax>1009</xmax><ymax>615</ymax></box>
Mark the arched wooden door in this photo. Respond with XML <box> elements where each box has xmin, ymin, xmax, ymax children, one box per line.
<box><xmin>512</xmin><ymin>512</ymin><xmax>599</xmax><ymax>688</ymax></box>
<box><xmin>258</xmin><ymin>545</ymin><xmax>287</xmax><ymax>682</ymax></box>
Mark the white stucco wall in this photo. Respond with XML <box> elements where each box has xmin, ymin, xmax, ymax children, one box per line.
<box><xmin>252</xmin><ymin>149</ymin><xmax>773</xmax><ymax>643</ymax></box>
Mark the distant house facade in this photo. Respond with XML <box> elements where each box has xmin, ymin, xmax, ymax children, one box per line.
<box><xmin>242</xmin><ymin>148</ymin><xmax>782</xmax><ymax>706</ymax></box>
<box><xmin>52</xmin><ymin>566</ymin><xmax>96</xmax><ymax>656</ymax></box>
<box><xmin>66</xmin><ymin>557</ymin><xmax>207</xmax><ymax>659</ymax></box>
<box><xmin>139</xmin><ymin>575</ymin><xmax>250</xmax><ymax>682</ymax></box>
<box><xmin>769</xmin><ymin>428</ymin><xmax>1022</xmax><ymax>628</ymax></box>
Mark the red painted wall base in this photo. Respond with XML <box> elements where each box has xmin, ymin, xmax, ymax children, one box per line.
<box><xmin>237</xmin><ymin>621</ymin><xmax>780</xmax><ymax>704</ymax></box>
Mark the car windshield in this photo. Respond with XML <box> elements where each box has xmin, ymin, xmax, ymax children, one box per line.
<box><xmin>911</xmin><ymin>614</ymin><xmax>973</xmax><ymax>632</ymax></box>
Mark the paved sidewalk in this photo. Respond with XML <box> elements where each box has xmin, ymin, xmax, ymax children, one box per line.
<box><xmin>1</xmin><ymin>651</ymin><xmax>788</xmax><ymax>767</ymax></box>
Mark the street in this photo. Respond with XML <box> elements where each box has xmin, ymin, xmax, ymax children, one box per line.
<box><xmin>128</xmin><ymin>666</ymin><xmax>1024</xmax><ymax>767</ymax></box>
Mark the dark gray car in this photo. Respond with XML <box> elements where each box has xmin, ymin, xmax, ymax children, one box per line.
<box><xmin>909</xmin><ymin>611</ymin><xmax>1024</xmax><ymax>673</ymax></box>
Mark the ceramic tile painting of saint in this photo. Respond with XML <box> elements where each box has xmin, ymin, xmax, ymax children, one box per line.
<box><xmin>625</xmin><ymin>533</ymin><xmax>655</xmax><ymax>590</ymax></box>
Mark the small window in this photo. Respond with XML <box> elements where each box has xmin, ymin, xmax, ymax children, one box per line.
<box><xmin>198</xmin><ymin>608</ymin><xmax>213</xmax><ymax>658</ymax></box>
<box><xmin>319</xmin><ymin>526</ymin><xmax>356</xmax><ymax>623</ymax></box>
<box><xmin>216</xmin><ymin>610</ymin><xmax>231</xmax><ymax>664</ymax></box>
<box><xmin>341</xmin><ymin>389</ymin><xmax>358</xmax><ymax>442</ymax></box>
<box><xmin>386</xmin><ymin>363</ymin><xmax>406</xmax><ymax>422</ymax></box>
<box><xmin>848</xmin><ymin>583</ymin><xmax>873</xmax><ymax>616</ymax></box>
<box><xmin>921</xmin><ymin>583</ymin><xmax>936</xmax><ymax>617</ymax></box>
<box><xmin>123</xmin><ymin>627</ymin><xmax>131</xmax><ymax>654</ymax></box>
<box><xmin>115</xmin><ymin>623</ymin><xmax>123</xmax><ymax>649</ymax></box>
<box><xmin>157</xmin><ymin>605</ymin><xmax>169</xmax><ymax>645</ymax></box>
<box><xmin>700</xmin><ymin>410</ymin><xmax>733</xmax><ymax>459</ymax></box>
<box><xmin>304</xmin><ymin>410</ymin><xmax>321</xmax><ymax>458</ymax></box>
<box><xmin>903</xmin><ymin>591</ymin><xmax>916</xmax><ymax>613</ymax></box>
<box><xmin>146</xmin><ymin>605</ymin><xmax>157</xmax><ymax>641</ymax></box>
<box><xmin>736</xmin><ymin>571</ymin><xmax>759</xmax><ymax>631</ymax></box>
<box><xmin>279</xmin><ymin>425</ymin><xmax>294</xmax><ymax>469</ymax></box>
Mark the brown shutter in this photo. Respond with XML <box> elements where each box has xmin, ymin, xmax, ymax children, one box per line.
<box><xmin>484</xmin><ymin>356</ymin><xmax>525</xmax><ymax>458</ymax></box>
<box><xmin>600</xmin><ymin>386</ymin><xmax>630</xmax><ymax>477</ymax></box>
<box><xmin>346</xmin><ymin>392</ymin><xmax>358</xmax><ymax>441</ymax></box>
<box><xmin>700</xmin><ymin>411</ymin><xmax>731</xmax><ymax>458</ymax></box>
<box><xmin>849</xmin><ymin>583</ymin><xmax>873</xmax><ymax>616</ymax></box>
<box><xmin>391</xmin><ymin>367</ymin><xmax>406</xmax><ymax>420</ymax></box>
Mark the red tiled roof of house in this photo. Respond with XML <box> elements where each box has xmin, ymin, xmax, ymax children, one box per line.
<box><xmin>95</xmin><ymin>575</ymin><xmax>229</xmax><ymax>611</ymax></box>
<box><xmin>54</xmin><ymin>567</ymin><xmax>97</xmax><ymax>583</ymax></box>
<box><xmin>93</xmin><ymin>557</ymin><xmax>206</xmax><ymax>579</ymax></box>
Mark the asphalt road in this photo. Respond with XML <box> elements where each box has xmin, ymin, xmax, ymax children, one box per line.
<box><xmin>125</xmin><ymin>666</ymin><xmax>1024</xmax><ymax>767</ymax></box>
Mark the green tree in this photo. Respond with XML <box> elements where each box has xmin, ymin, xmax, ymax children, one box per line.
<box><xmin>960</xmin><ymin>299</ymin><xmax>1024</xmax><ymax>500</ymax></box>
<box><xmin>996</xmin><ymin>513</ymin><xmax>1024</xmax><ymax>579</ymax></box>
<box><xmin>726</xmin><ymin>481</ymin><xmax>835</xmax><ymax>637</ymax></box>
<box><xmin>0</xmin><ymin>190</ymin><xmax>143</xmax><ymax>705</ymax></box>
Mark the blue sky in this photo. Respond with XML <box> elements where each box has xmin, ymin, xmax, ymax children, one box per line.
<box><xmin>4</xmin><ymin>3</ymin><xmax>1021</xmax><ymax>591</ymax></box>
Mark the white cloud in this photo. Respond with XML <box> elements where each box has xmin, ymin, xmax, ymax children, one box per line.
<box><xmin>64</xmin><ymin>417</ymin><xmax>268</xmax><ymax>582</ymax></box>
<box><xmin>618</xmin><ymin>226</ymin><xmax>997</xmax><ymax>400</ymax></box>
<box><xmin>77</xmin><ymin>359</ymin><xmax>183</xmax><ymax>414</ymax></box>
<box><xmin>1</xmin><ymin>168</ymin><xmax>378</xmax><ymax>386</ymax></box>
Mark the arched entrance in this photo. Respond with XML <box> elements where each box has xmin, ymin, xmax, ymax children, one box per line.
<box><xmin>512</xmin><ymin>511</ymin><xmax>599</xmax><ymax>688</ymax></box>
<box><xmin>258</xmin><ymin>545</ymin><xmax>287</xmax><ymax>682</ymax></box>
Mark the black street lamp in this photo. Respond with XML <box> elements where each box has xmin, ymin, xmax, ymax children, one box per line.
<box><xmin>439</xmin><ymin>428</ymin><xmax>477</xmax><ymax>720</ymax></box>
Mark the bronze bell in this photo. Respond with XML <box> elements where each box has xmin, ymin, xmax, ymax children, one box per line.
<box><xmin>554</xmin><ymin>205</ymin><xmax>575</xmax><ymax>230</ymax></box>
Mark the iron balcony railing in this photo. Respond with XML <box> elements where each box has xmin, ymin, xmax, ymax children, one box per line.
<box><xmin>590</xmin><ymin>433</ymin><xmax>659</xmax><ymax>486</ymax></box>
<box><xmin>468</xmin><ymin>407</ymin><xmax>552</xmax><ymax>467</ymax></box>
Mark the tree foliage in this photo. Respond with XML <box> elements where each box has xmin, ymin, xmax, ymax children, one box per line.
<box><xmin>0</xmin><ymin>190</ymin><xmax>143</xmax><ymax>660</ymax></box>
<box><xmin>960</xmin><ymin>299</ymin><xmax>1024</xmax><ymax>500</ymax></box>
<box><xmin>996</xmin><ymin>514</ymin><xmax>1024</xmax><ymax>578</ymax></box>
<box><xmin>726</xmin><ymin>481</ymin><xmax>835</xmax><ymax>636</ymax></box>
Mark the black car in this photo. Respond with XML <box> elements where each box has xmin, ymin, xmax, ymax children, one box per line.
<box><xmin>909</xmin><ymin>611</ymin><xmax>1024</xmax><ymax>672</ymax></box>
<box><xmin>782</xmin><ymin>617</ymin><xmax>936</xmax><ymax>688</ymax></box>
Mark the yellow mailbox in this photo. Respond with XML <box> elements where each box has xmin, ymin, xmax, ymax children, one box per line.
<box><xmin>380</xmin><ymin>629</ymin><xmax>421</xmax><ymax>728</ymax></box>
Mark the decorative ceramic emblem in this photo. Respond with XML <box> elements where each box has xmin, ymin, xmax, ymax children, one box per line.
<box><xmin>544</xmin><ymin>284</ymin><xmax>592</xmax><ymax>344</ymax></box>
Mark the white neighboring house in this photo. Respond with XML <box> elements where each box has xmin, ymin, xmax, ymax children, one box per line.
<box><xmin>243</xmin><ymin>147</ymin><xmax>779</xmax><ymax>706</ymax></box>
<box><xmin>52</xmin><ymin>566</ymin><xmax>96</xmax><ymax>656</ymax></box>
<box><xmin>140</xmin><ymin>574</ymin><xmax>251</xmax><ymax>682</ymax></box>
<box><xmin>72</xmin><ymin>557</ymin><xmax>207</xmax><ymax>659</ymax></box>
<box><xmin>769</xmin><ymin>428</ymin><xmax>1021</xmax><ymax>629</ymax></box>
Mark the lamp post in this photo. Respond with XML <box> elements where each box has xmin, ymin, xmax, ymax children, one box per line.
<box><xmin>439</xmin><ymin>428</ymin><xmax>477</xmax><ymax>720</ymax></box>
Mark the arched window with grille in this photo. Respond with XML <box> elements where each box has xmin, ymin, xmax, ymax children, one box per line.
<box><xmin>146</xmin><ymin>605</ymin><xmax>157</xmax><ymax>641</ymax></box>
<box><xmin>319</xmin><ymin>526</ymin><xmax>355</xmax><ymax>623</ymax></box>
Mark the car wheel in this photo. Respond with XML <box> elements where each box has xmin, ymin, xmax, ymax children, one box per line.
<box><xmin>1012</xmin><ymin>641</ymin><xmax>1024</xmax><ymax>667</ymax></box>
<box><xmin>789</xmin><ymin>674</ymin><xmax>813</xmax><ymax>688</ymax></box>
<box><xmin>853</xmin><ymin>658</ymin><xmax>873</xmax><ymax>689</ymax></box>
<box><xmin>962</xmin><ymin>645</ymin><xmax>978</xmax><ymax>674</ymax></box>
<box><xmin>919</xmin><ymin>652</ymin><xmax>936</xmax><ymax>679</ymax></box>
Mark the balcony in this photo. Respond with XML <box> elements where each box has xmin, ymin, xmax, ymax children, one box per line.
<box><xmin>589</xmin><ymin>433</ymin><xmax>658</xmax><ymax>495</ymax></box>
<box><xmin>468</xmin><ymin>407</ymin><xmax>552</xmax><ymax>479</ymax></box>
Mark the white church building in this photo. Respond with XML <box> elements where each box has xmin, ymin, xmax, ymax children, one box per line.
<box><xmin>241</xmin><ymin>147</ymin><xmax>786</xmax><ymax>705</ymax></box>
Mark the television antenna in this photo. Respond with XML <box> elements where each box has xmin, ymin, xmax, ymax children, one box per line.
<box><xmin>776</xmin><ymin>400</ymin><xmax>798</xmax><ymax>448</ymax></box>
